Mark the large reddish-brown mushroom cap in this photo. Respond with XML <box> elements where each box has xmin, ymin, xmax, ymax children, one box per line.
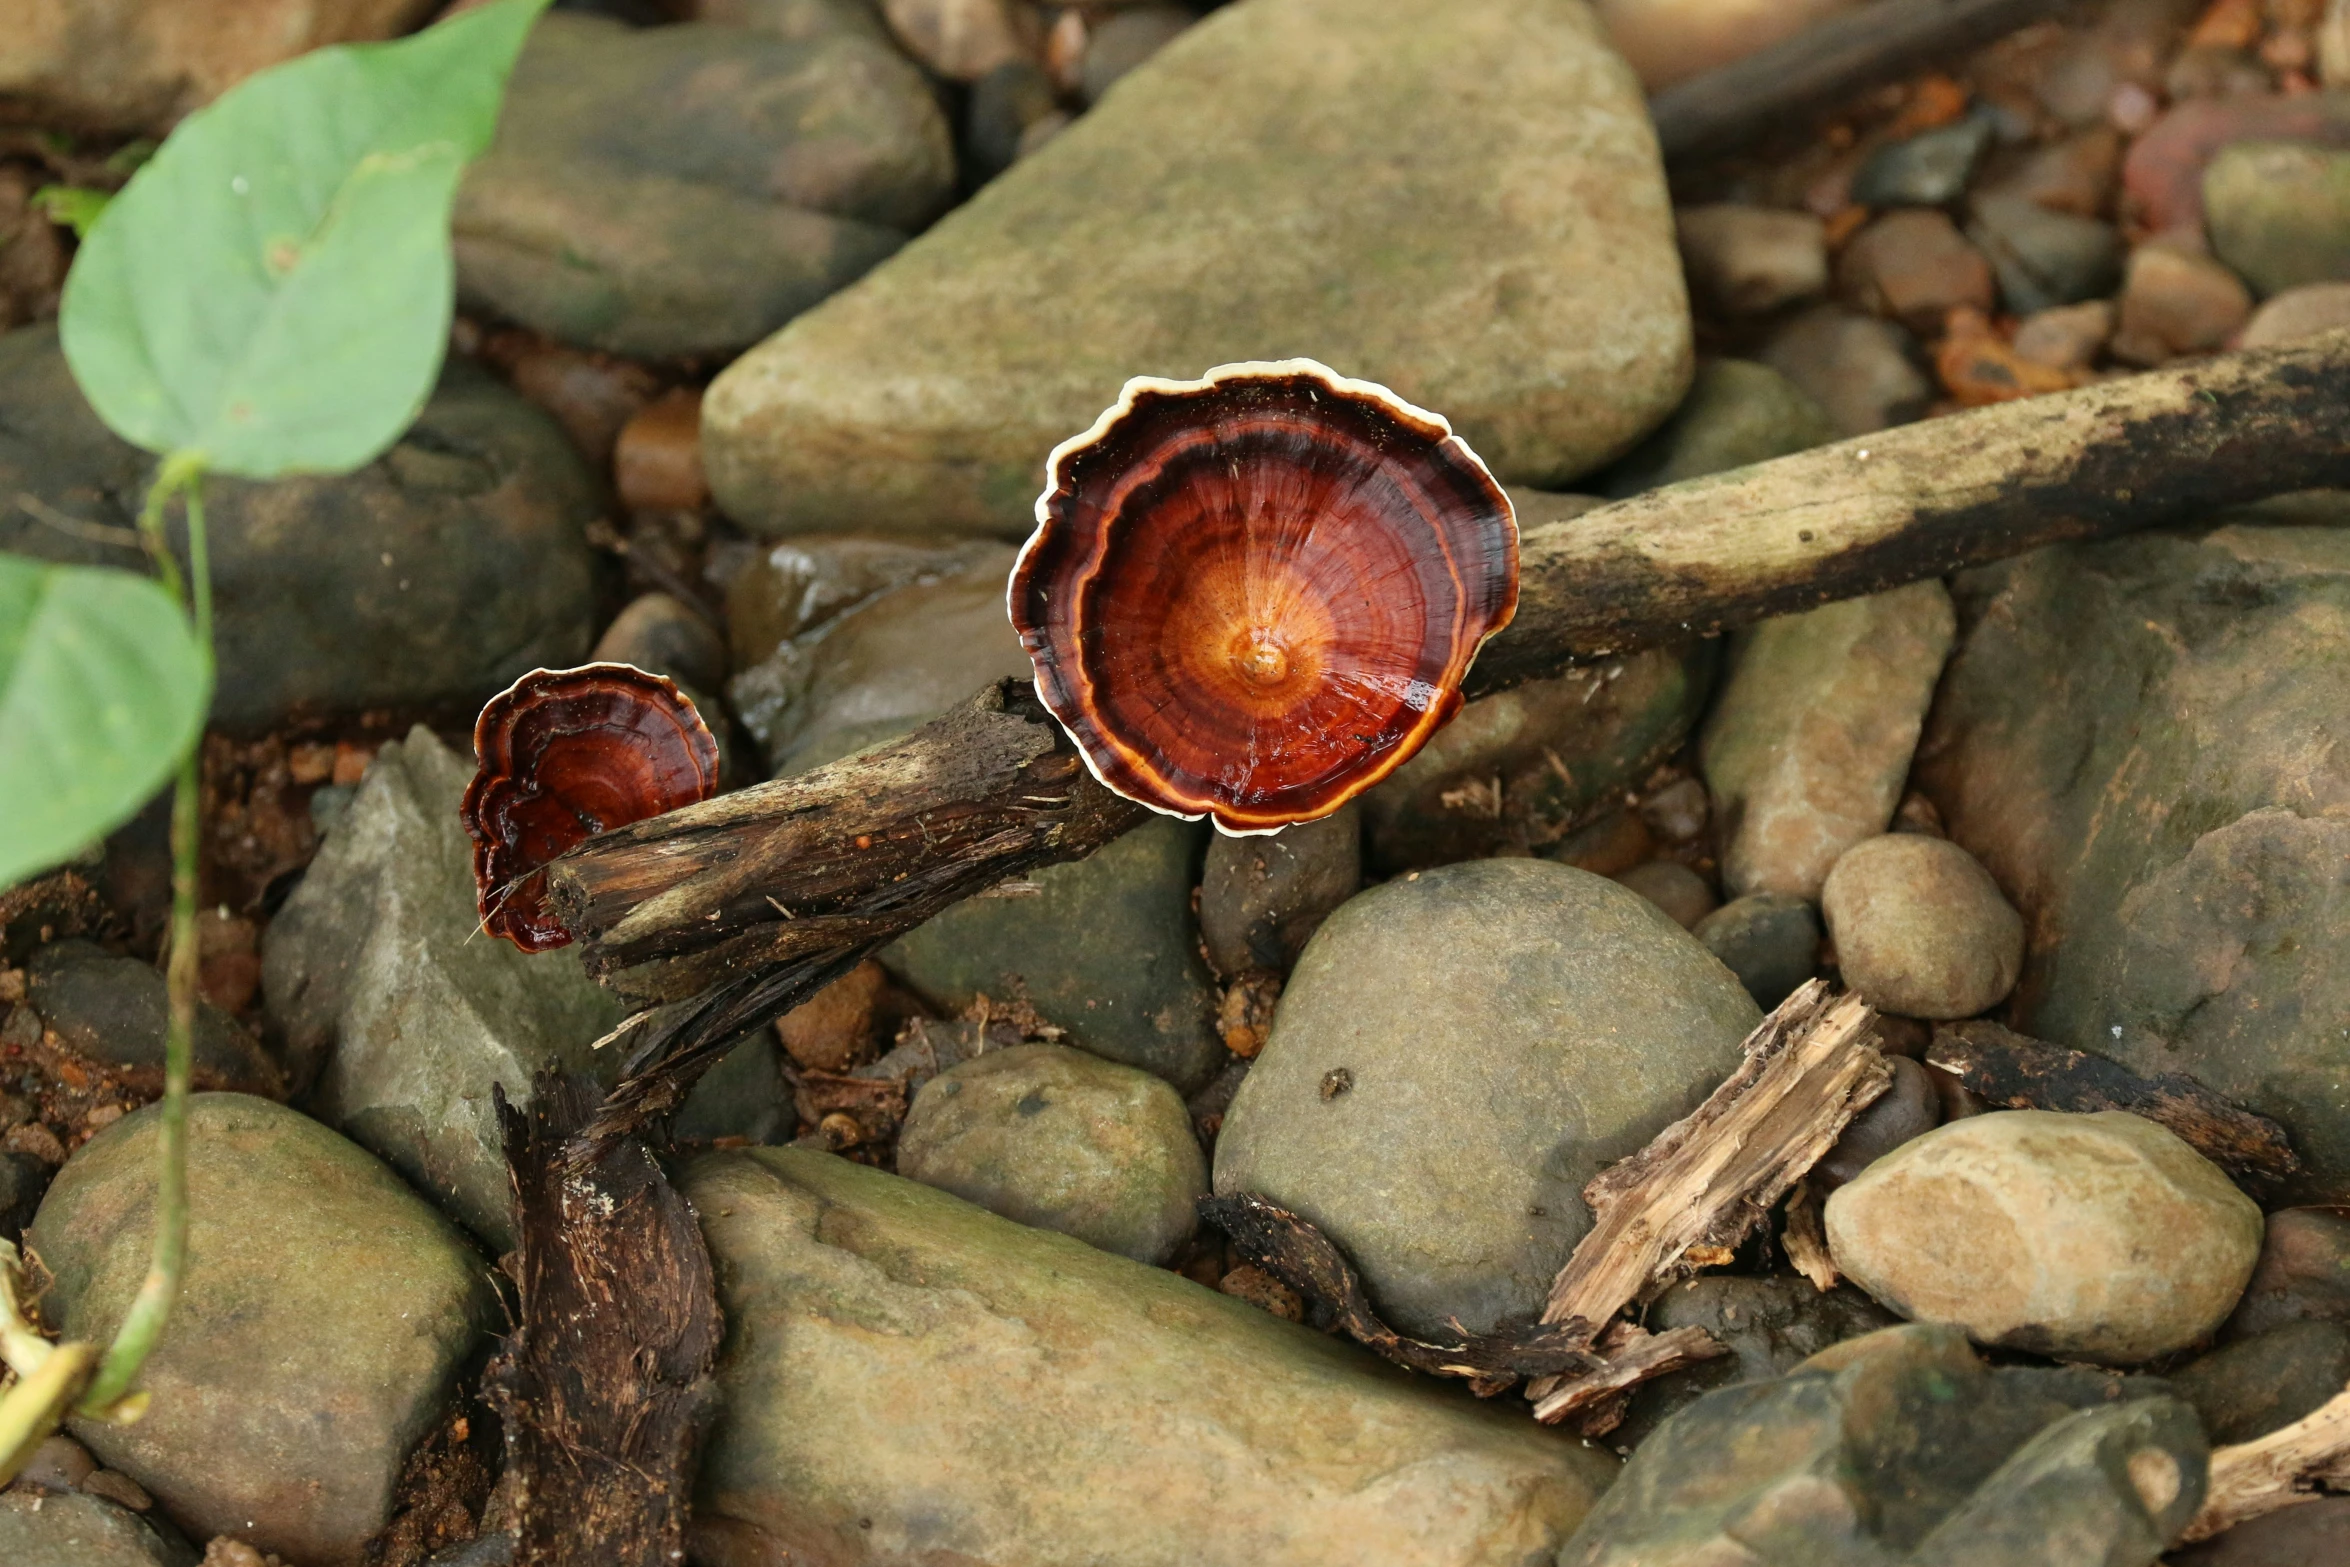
<box><xmin>1009</xmin><ymin>359</ymin><xmax>1519</xmax><ymax>835</ymax></box>
<box><xmin>461</xmin><ymin>663</ymin><xmax>721</xmax><ymax>952</ymax></box>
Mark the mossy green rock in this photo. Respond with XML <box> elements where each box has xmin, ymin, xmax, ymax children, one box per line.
<box><xmin>31</xmin><ymin>1095</ymin><xmax>496</xmax><ymax>1567</ymax></box>
<box><xmin>683</xmin><ymin>1148</ymin><xmax>1616</xmax><ymax>1566</ymax></box>
<box><xmin>1214</xmin><ymin>859</ymin><xmax>1759</xmax><ymax>1338</ymax></box>
<box><xmin>703</xmin><ymin>0</ymin><xmax>1690</xmax><ymax>538</ymax></box>
<box><xmin>897</xmin><ymin>1043</ymin><xmax>1206</xmax><ymax>1262</ymax></box>
<box><xmin>884</xmin><ymin>815</ymin><xmax>1223</xmax><ymax>1091</ymax></box>
<box><xmin>1915</xmin><ymin>522</ymin><xmax>2350</xmax><ymax>1202</ymax></box>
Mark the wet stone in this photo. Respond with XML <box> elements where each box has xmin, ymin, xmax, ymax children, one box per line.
<box><xmin>2203</xmin><ymin>139</ymin><xmax>2350</xmax><ymax>298</ymax></box>
<box><xmin>684</xmin><ymin>1148</ymin><xmax>1617</xmax><ymax>1562</ymax></box>
<box><xmin>2168</xmin><ymin>1320</ymin><xmax>2350</xmax><ymax>1445</ymax></box>
<box><xmin>2110</xmin><ymin>240</ymin><xmax>2253</xmax><ymax>365</ymax></box>
<box><xmin>1214</xmin><ymin>858</ymin><xmax>1759</xmax><ymax>1338</ymax></box>
<box><xmin>1850</xmin><ymin>115</ymin><xmax>1996</xmax><ymax>207</ymax></box>
<box><xmin>1814</xmin><ymin>1054</ymin><xmax>1940</xmax><ymax>1189</ymax></box>
<box><xmin>897</xmin><ymin>1043</ymin><xmax>1207</xmax><ymax>1264</ymax></box>
<box><xmin>1560</xmin><ymin>1323</ymin><xmax>2208</xmax><ymax>1567</ymax></box>
<box><xmin>2222</xmin><ymin>1207</ymin><xmax>2350</xmax><ymax>1340</ymax></box>
<box><xmin>26</xmin><ymin>941</ymin><xmax>281</xmax><ymax>1098</ymax></box>
<box><xmin>1606</xmin><ymin>1275</ymin><xmax>1899</xmax><ymax>1450</ymax></box>
<box><xmin>1836</xmin><ymin>209</ymin><xmax>1996</xmax><ymax>337</ymax></box>
<box><xmin>1693</xmin><ymin>892</ymin><xmax>1822</xmax><ymax>1010</ymax></box>
<box><xmin>1820</xmin><ymin>835</ymin><xmax>2024</xmax><ymax>1020</ymax></box>
<box><xmin>1599</xmin><ymin>358</ymin><xmax>1837</xmax><ymax>498</ymax></box>
<box><xmin>590</xmin><ymin>591</ymin><xmax>729</xmax><ymax>694</ymax></box>
<box><xmin>1967</xmin><ymin>191</ymin><xmax>2124</xmax><ymax>314</ymax></box>
<box><xmin>1760</xmin><ymin>305</ymin><xmax>1932</xmax><ymax>435</ymax></box>
<box><xmin>1198</xmin><ymin>804</ymin><xmax>1362</xmax><ymax>977</ymax></box>
<box><xmin>31</xmin><ymin>1095</ymin><xmax>496</xmax><ymax>1566</ymax></box>
<box><xmin>1674</xmin><ymin>204</ymin><xmax>1829</xmax><ymax>316</ymax></box>
<box><xmin>1825</xmin><ymin>1110</ymin><xmax>2264</xmax><ymax>1364</ymax></box>
<box><xmin>0</xmin><ymin>1491</ymin><xmax>194</xmax><ymax>1567</ymax></box>
<box><xmin>1613</xmin><ymin>859</ymin><xmax>1718</xmax><ymax>930</ymax></box>
<box><xmin>885</xmin><ymin>815</ymin><xmax>1224</xmax><ymax>1092</ymax></box>
<box><xmin>1701</xmin><ymin>580</ymin><xmax>1956</xmax><ymax>902</ymax></box>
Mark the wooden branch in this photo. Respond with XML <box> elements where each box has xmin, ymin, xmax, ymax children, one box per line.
<box><xmin>488</xmin><ymin>1074</ymin><xmax>722</xmax><ymax>1567</ymax></box>
<box><xmin>1524</xmin><ymin>983</ymin><xmax>1888</xmax><ymax>1406</ymax></box>
<box><xmin>544</xmin><ymin>681</ymin><xmax>1144</xmax><ymax>1002</ymax></box>
<box><xmin>1650</xmin><ymin>0</ymin><xmax>2074</xmax><ymax>164</ymax></box>
<box><xmin>1469</xmin><ymin>333</ymin><xmax>2350</xmax><ymax>696</ymax></box>
<box><xmin>2181</xmin><ymin>1382</ymin><xmax>2350</xmax><ymax>1543</ymax></box>
<box><xmin>1196</xmin><ymin>1193</ymin><xmax>1603</xmax><ymax>1386</ymax></box>
<box><xmin>1927</xmin><ymin>1020</ymin><xmax>2299</xmax><ymax>1189</ymax></box>
<box><xmin>1527</xmin><ymin>1322</ymin><xmax>1730</xmax><ymax>1432</ymax></box>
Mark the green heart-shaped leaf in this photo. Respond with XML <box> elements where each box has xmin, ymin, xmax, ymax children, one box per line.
<box><xmin>59</xmin><ymin>0</ymin><xmax>549</xmax><ymax>479</ymax></box>
<box><xmin>0</xmin><ymin>554</ymin><xmax>210</xmax><ymax>888</ymax></box>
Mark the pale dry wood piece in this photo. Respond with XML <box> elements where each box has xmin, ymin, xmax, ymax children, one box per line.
<box><xmin>1648</xmin><ymin>0</ymin><xmax>2072</xmax><ymax>162</ymax></box>
<box><xmin>2180</xmin><ymin>1381</ymin><xmax>2350</xmax><ymax>1542</ymax></box>
<box><xmin>1781</xmin><ymin>1178</ymin><xmax>1840</xmax><ymax>1293</ymax></box>
<box><xmin>1469</xmin><ymin>331</ymin><xmax>2350</xmax><ymax>696</ymax></box>
<box><xmin>1529</xmin><ymin>1321</ymin><xmax>1731</xmax><ymax>1432</ymax></box>
<box><xmin>1525</xmin><ymin>982</ymin><xmax>1889</xmax><ymax>1409</ymax></box>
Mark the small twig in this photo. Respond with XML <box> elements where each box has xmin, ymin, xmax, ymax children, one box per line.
<box><xmin>1781</xmin><ymin>1179</ymin><xmax>1839</xmax><ymax>1293</ymax></box>
<box><xmin>1197</xmin><ymin>1193</ymin><xmax>1602</xmax><ymax>1388</ymax></box>
<box><xmin>2180</xmin><ymin>1381</ymin><xmax>2350</xmax><ymax>1542</ymax></box>
<box><xmin>1526</xmin><ymin>1322</ymin><xmax>1729</xmax><ymax>1433</ymax></box>
<box><xmin>1926</xmin><ymin>1020</ymin><xmax>2298</xmax><ymax>1189</ymax></box>
<box><xmin>12</xmin><ymin>490</ymin><xmax>142</xmax><ymax>550</ymax></box>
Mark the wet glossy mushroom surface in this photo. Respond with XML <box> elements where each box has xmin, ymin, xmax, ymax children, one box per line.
<box><xmin>462</xmin><ymin>663</ymin><xmax>721</xmax><ymax>951</ymax></box>
<box><xmin>1010</xmin><ymin>359</ymin><xmax>1518</xmax><ymax>834</ymax></box>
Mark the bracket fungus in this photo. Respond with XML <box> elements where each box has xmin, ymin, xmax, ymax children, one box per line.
<box><xmin>462</xmin><ymin>664</ymin><xmax>721</xmax><ymax>952</ymax></box>
<box><xmin>1010</xmin><ymin>359</ymin><xmax>1519</xmax><ymax>835</ymax></box>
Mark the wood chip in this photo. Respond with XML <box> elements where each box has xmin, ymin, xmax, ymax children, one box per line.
<box><xmin>2181</xmin><ymin>1381</ymin><xmax>2350</xmax><ymax>1542</ymax></box>
<box><xmin>1525</xmin><ymin>982</ymin><xmax>1888</xmax><ymax>1409</ymax></box>
<box><xmin>1781</xmin><ymin>1179</ymin><xmax>1839</xmax><ymax>1293</ymax></box>
<box><xmin>1528</xmin><ymin>1322</ymin><xmax>1730</xmax><ymax>1433</ymax></box>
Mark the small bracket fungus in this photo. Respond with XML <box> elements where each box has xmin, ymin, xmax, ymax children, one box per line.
<box><xmin>1010</xmin><ymin>359</ymin><xmax>1519</xmax><ymax>835</ymax></box>
<box><xmin>462</xmin><ymin>664</ymin><xmax>721</xmax><ymax>952</ymax></box>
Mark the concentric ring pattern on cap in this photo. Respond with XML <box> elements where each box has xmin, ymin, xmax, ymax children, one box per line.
<box><xmin>1010</xmin><ymin>359</ymin><xmax>1519</xmax><ymax>835</ymax></box>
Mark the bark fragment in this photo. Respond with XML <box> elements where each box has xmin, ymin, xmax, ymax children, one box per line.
<box><xmin>488</xmin><ymin>1073</ymin><xmax>722</xmax><ymax>1567</ymax></box>
<box><xmin>2181</xmin><ymin>1382</ymin><xmax>2350</xmax><ymax>1542</ymax></box>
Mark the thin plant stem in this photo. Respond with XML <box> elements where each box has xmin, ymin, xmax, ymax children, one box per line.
<box><xmin>80</xmin><ymin>458</ymin><xmax>208</xmax><ymax>1416</ymax></box>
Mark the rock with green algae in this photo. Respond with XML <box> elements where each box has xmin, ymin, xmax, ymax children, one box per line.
<box><xmin>682</xmin><ymin>1147</ymin><xmax>1617</xmax><ymax>1567</ymax></box>
<box><xmin>29</xmin><ymin>1094</ymin><xmax>496</xmax><ymax>1567</ymax></box>
<box><xmin>701</xmin><ymin>0</ymin><xmax>1690</xmax><ymax>539</ymax></box>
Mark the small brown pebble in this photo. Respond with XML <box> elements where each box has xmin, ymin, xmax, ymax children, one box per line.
<box><xmin>615</xmin><ymin>387</ymin><xmax>709</xmax><ymax>514</ymax></box>
<box><xmin>1935</xmin><ymin>309</ymin><xmax>2077</xmax><ymax>407</ymax></box>
<box><xmin>2110</xmin><ymin>242</ymin><xmax>2253</xmax><ymax>366</ymax></box>
<box><xmin>4</xmin><ymin>1120</ymin><xmax>66</xmax><ymax>1164</ymax></box>
<box><xmin>1219</xmin><ymin>1263</ymin><xmax>1305</xmax><ymax>1322</ymax></box>
<box><xmin>202</xmin><ymin>1540</ymin><xmax>270</xmax><ymax>1567</ymax></box>
<box><xmin>1546</xmin><ymin>807</ymin><xmax>1652</xmax><ymax>878</ymax></box>
<box><xmin>1836</xmin><ymin>210</ymin><xmax>1996</xmax><ymax>337</ymax></box>
<box><xmin>0</xmin><ymin>1091</ymin><xmax>29</xmax><ymax>1131</ymax></box>
<box><xmin>0</xmin><ymin>967</ymin><xmax>23</xmax><ymax>1003</ymax></box>
<box><xmin>83</xmin><ymin>1103</ymin><xmax>124</xmax><ymax>1133</ymax></box>
<box><xmin>817</xmin><ymin>1111</ymin><xmax>865</xmax><ymax>1149</ymax></box>
<box><xmin>776</xmin><ymin>961</ymin><xmax>887</xmax><ymax>1074</ymax></box>
<box><xmin>1319</xmin><ymin>1067</ymin><xmax>1353</xmax><ymax>1100</ymax></box>
<box><xmin>1873</xmin><ymin>1014</ymin><xmax>1933</xmax><ymax>1060</ymax></box>
<box><xmin>1217</xmin><ymin>971</ymin><xmax>1281</xmax><ymax>1058</ymax></box>
<box><xmin>1614</xmin><ymin>859</ymin><xmax>1719</xmax><ymax>931</ymax></box>
<box><xmin>285</xmin><ymin>741</ymin><xmax>336</xmax><ymax>786</ymax></box>
<box><xmin>16</xmin><ymin>1433</ymin><xmax>95</xmax><ymax>1492</ymax></box>
<box><xmin>80</xmin><ymin>1469</ymin><xmax>151</xmax><ymax>1510</ymax></box>
<box><xmin>330</xmin><ymin>741</ymin><xmax>375</xmax><ymax>789</ymax></box>
<box><xmin>1636</xmin><ymin>777</ymin><xmax>1709</xmax><ymax>843</ymax></box>
<box><xmin>1891</xmin><ymin>791</ymin><xmax>1945</xmax><ymax>838</ymax></box>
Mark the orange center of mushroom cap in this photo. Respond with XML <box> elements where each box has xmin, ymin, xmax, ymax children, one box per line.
<box><xmin>1012</xmin><ymin>361</ymin><xmax>1517</xmax><ymax>834</ymax></box>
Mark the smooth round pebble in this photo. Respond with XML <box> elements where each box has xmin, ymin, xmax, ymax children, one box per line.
<box><xmin>1613</xmin><ymin>859</ymin><xmax>1719</xmax><ymax>930</ymax></box>
<box><xmin>1694</xmin><ymin>891</ymin><xmax>1821</xmax><ymax>1009</ymax></box>
<box><xmin>1198</xmin><ymin>803</ymin><xmax>1362</xmax><ymax>976</ymax></box>
<box><xmin>1821</xmin><ymin>834</ymin><xmax>2023</xmax><ymax>1018</ymax></box>
<box><xmin>1215</xmin><ymin>859</ymin><xmax>1759</xmax><ymax>1338</ymax></box>
<box><xmin>1814</xmin><ymin>1055</ymin><xmax>1939</xmax><ymax>1189</ymax></box>
<box><xmin>1824</xmin><ymin>1109</ymin><xmax>2264</xmax><ymax>1364</ymax></box>
<box><xmin>897</xmin><ymin>1044</ymin><xmax>1207</xmax><ymax>1265</ymax></box>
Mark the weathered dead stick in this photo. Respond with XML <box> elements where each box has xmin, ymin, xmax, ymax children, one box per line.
<box><xmin>2180</xmin><ymin>1381</ymin><xmax>2350</xmax><ymax>1542</ymax></box>
<box><xmin>1524</xmin><ymin>983</ymin><xmax>1888</xmax><ymax>1413</ymax></box>
<box><xmin>1197</xmin><ymin>1192</ymin><xmax>1603</xmax><ymax>1386</ymax></box>
<box><xmin>1528</xmin><ymin>1322</ymin><xmax>1730</xmax><ymax>1434</ymax></box>
<box><xmin>1470</xmin><ymin>331</ymin><xmax>2350</xmax><ymax>694</ymax></box>
<box><xmin>552</xmin><ymin>336</ymin><xmax>2350</xmax><ymax>1150</ymax></box>
<box><xmin>1927</xmin><ymin>1020</ymin><xmax>2299</xmax><ymax>1189</ymax></box>
<box><xmin>487</xmin><ymin>1073</ymin><xmax>723</xmax><ymax>1567</ymax></box>
<box><xmin>1649</xmin><ymin>0</ymin><xmax>2073</xmax><ymax>163</ymax></box>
